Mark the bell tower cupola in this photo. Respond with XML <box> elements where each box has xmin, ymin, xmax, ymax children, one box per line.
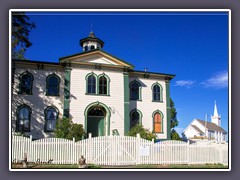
<box><xmin>80</xmin><ymin>31</ymin><xmax>104</xmax><ymax>52</ymax></box>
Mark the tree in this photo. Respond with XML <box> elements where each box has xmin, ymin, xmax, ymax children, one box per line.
<box><xmin>54</xmin><ymin>118</ymin><xmax>86</xmax><ymax>142</ymax></box>
<box><xmin>127</xmin><ymin>124</ymin><xmax>157</xmax><ymax>141</ymax></box>
<box><xmin>171</xmin><ymin>129</ymin><xmax>182</xmax><ymax>140</ymax></box>
<box><xmin>170</xmin><ymin>98</ymin><xmax>178</xmax><ymax>129</ymax></box>
<box><xmin>170</xmin><ymin>98</ymin><xmax>182</xmax><ymax>140</ymax></box>
<box><xmin>12</xmin><ymin>12</ymin><xmax>35</xmax><ymax>59</ymax></box>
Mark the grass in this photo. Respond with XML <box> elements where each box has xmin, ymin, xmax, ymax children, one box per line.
<box><xmin>11</xmin><ymin>163</ymin><xmax>228</xmax><ymax>169</ymax></box>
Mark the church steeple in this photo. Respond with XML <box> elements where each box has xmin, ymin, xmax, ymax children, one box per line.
<box><xmin>79</xmin><ymin>31</ymin><xmax>104</xmax><ymax>52</ymax></box>
<box><xmin>213</xmin><ymin>100</ymin><xmax>218</xmax><ymax>116</ymax></box>
<box><xmin>211</xmin><ymin>101</ymin><xmax>221</xmax><ymax>126</ymax></box>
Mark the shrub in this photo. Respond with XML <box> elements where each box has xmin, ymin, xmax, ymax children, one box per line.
<box><xmin>127</xmin><ymin>124</ymin><xmax>157</xmax><ymax>141</ymax></box>
<box><xmin>54</xmin><ymin>118</ymin><xmax>86</xmax><ymax>141</ymax></box>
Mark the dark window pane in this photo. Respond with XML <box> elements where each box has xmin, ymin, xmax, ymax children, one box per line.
<box><xmin>45</xmin><ymin>108</ymin><xmax>58</xmax><ymax>132</ymax></box>
<box><xmin>153</xmin><ymin>85</ymin><xmax>160</xmax><ymax>101</ymax></box>
<box><xmin>17</xmin><ymin>107</ymin><xmax>30</xmax><ymax>132</ymax></box>
<box><xmin>47</xmin><ymin>75</ymin><xmax>59</xmax><ymax>96</ymax></box>
<box><xmin>99</xmin><ymin>76</ymin><xmax>107</xmax><ymax>95</ymax></box>
<box><xmin>20</xmin><ymin>74</ymin><xmax>33</xmax><ymax>94</ymax></box>
<box><xmin>88</xmin><ymin>75</ymin><xmax>96</xmax><ymax>94</ymax></box>
<box><xmin>154</xmin><ymin>85</ymin><xmax>160</xmax><ymax>93</ymax></box>
<box><xmin>88</xmin><ymin>108</ymin><xmax>104</xmax><ymax>116</ymax></box>
<box><xmin>90</xmin><ymin>45</ymin><xmax>95</xmax><ymax>50</ymax></box>
<box><xmin>131</xmin><ymin>82</ymin><xmax>140</xmax><ymax>100</ymax></box>
<box><xmin>130</xmin><ymin>111</ymin><xmax>139</xmax><ymax>129</ymax></box>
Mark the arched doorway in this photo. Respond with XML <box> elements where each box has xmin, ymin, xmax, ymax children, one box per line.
<box><xmin>84</xmin><ymin>101</ymin><xmax>111</xmax><ymax>137</ymax></box>
<box><xmin>87</xmin><ymin>106</ymin><xmax>105</xmax><ymax>137</ymax></box>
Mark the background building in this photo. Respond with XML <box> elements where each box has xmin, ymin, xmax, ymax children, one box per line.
<box><xmin>182</xmin><ymin>101</ymin><xmax>227</xmax><ymax>142</ymax></box>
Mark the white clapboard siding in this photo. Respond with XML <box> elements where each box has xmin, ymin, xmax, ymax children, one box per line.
<box><xmin>70</xmin><ymin>67</ymin><xmax>125</xmax><ymax>136</ymax></box>
<box><xmin>11</xmin><ymin>135</ymin><xmax>228</xmax><ymax>166</ymax></box>
<box><xmin>129</xmin><ymin>77</ymin><xmax>167</xmax><ymax>139</ymax></box>
<box><xmin>12</xmin><ymin>67</ymin><xmax>64</xmax><ymax>139</ymax></box>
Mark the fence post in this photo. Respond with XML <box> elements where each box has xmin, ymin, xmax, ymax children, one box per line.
<box><xmin>88</xmin><ymin>133</ymin><xmax>92</xmax><ymax>139</ymax></box>
<box><xmin>88</xmin><ymin>133</ymin><xmax>92</xmax><ymax>163</ymax></box>
<box><xmin>187</xmin><ymin>140</ymin><xmax>190</xmax><ymax>165</ymax></box>
<box><xmin>152</xmin><ymin>138</ymin><xmax>154</xmax><ymax>164</ymax></box>
<box><xmin>28</xmin><ymin>135</ymin><xmax>32</xmax><ymax>162</ymax></box>
<box><xmin>136</xmin><ymin>133</ymin><xmax>140</xmax><ymax>165</ymax></box>
<box><xmin>219</xmin><ymin>144</ymin><xmax>223</xmax><ymax>164</ymax></box>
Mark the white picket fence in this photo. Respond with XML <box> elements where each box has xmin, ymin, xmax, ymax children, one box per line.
<box><xmin>11</xmin><ymin>135</ymin><xmax>228</xmax><ymax>166</ymax></box>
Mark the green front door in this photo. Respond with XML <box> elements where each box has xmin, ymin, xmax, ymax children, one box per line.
<box><xmin>87</xmin><ymin>116</ymin><xmax>104</xmax><ymax>137</ymax></box>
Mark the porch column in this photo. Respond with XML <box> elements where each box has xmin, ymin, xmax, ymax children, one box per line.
<box><xmin>165</xmin><ymin>77</ymin><xmax>171</xmax><ymax>140</ymax></box>
<box><xmin>123</xmin><ymin>72</ymin><xmax>130</xmax><ymax>135</ymax></box>
<box><xmin>63</xmin><ymin>63</ymin><xmax>72</xmax><ymax>118</ymax></box>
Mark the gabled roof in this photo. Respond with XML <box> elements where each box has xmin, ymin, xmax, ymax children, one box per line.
<box><xmin>130</xmin><ymin>69</ymin><xmax>175</xmax><ymax>80</ymax></box>
<box><xmin>191</xmin><ymin>125</ymin><xmax>204</xmax><ymax>134</ymax></box>
<box><xmin>59</xmin><ymin>49</ymin><xmax>134</xmax><ymax>69</ymax></box>
<box><xmin>196</xmin><ymin>119</ymin><xmax>227</xmax><ymax>134</ymax></box>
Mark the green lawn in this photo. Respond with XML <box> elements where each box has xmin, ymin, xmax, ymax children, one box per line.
<box><xmin>12</xmin><ymin>163</ymin><xmax>228</xmax><ymax>169</ymax></box>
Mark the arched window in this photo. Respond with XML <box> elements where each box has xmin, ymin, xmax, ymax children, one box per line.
<box><xmin>90</xmin><ymin>45</ymin><xmax>95</xmax><ymax>50</ymax></box>
<box><xmin>152</xmin><ymin>83</ymin><xmax>163</xmax><ymax>102</ymax></box>
<box><xmin>130</xmin><ymin>109</ymin><xmax>142</xmax><ymax>130</ymax></box>
<box><xmin>16</xmin><ymin>105</ymin><xmax>31</xmax><ymax>132</ymax></box>
<box><xmin>87</xmin><ymin>74</ymin><xmax>96</xmax><ymax>94</ymax></box>
<box><xmin>99</xmin><ymin>76</ymin><xmax>107</xmax><ymax>95</ymax></box>
<box><xmin>46</xmin><ymin>74</ymin><xmax>60</xmax><ymax>96</ymax></box>
<box><xmin>19</xmin><ymin>72</ymin><xmax>34</xmax><ymax>95</ymax></box>
<box><xmin>98</xmin><ymin>74</ymin><xmax>110</xmax><ymax>96</ymax></box>
<box><xmin>130</xmin><ymin>80</ymin><xmax>141</xmax><ymax>100</ymax></box>
<box><xmin>153</xmin><ymin>111</ymin><xmax>163</xmax><ymax>133</ymax></box>
<box><xmin>84</xmin><ymin>46</ymin><xmax>88</xmax><ymax>51</ymax></box>
<box><xmin>44</xmin><ymin>106</ymin><xmax>59</xmax><ymax>132</ymax></box>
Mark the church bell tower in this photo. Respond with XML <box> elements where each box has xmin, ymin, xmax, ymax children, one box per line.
<box><xmin>79</xmin><ymin>31</ymin><xmax>104</xmax><ymax>52</ymax></box>
<box><xmin>211</xmin><ymin>101</ymin><xmax>221</xmax><ymax>127</ymax></box>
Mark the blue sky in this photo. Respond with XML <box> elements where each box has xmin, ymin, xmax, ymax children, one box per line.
<box><xmin>22</xmin><ymin>10</ymin><xmax>229</xmax><ymax>137</ymax></box>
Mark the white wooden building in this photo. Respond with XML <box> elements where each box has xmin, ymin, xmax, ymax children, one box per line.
<box><xmin>182</xmin><ymin>102</ymin><xmax>227</xmax><ymax>142</ymax></box>
<box><xmin>11</xmin><ymin>31</ymin><xmax>175</xmax><ymax>140</ymax></box>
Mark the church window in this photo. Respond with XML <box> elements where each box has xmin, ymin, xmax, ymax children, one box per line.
<box><xmin>87</xmin><ymin>74</ymin><xmax>96</xmax><ymax>94</ymax></box>
<box><xmin>16</xmin><ymin>105</ymin><xmax>31</xmax><ymax>132</ymax></box>
<box><xmin>130</xmin><ymin>111</ymin><xmax>139</xmax><ymax>129</ymax></box>
<box><xmin>84</xmin><ymin>46</ymin><xmax>88</xmax><ymax>51</ymax></box>
<box><xmin>130</xmin><ymin>109</ymin><xmax>143</xmax><ymax>130</ymax></box>
<box><xmin>99</xmin><ymin>76</ymin><xmax>107</xmax><ymax>95</ymax></box>
<box><xmin>153</xmin><ymin>111</ymin><xmax>163</xmax><ymax>133</ymax></box>
<box><xmin>18</xmin><ymin>72</ymin><xmax>34</xmax><ymax>95</ymax></box>
<box><xmin>46</xmin><ymin>74</ymin><xmax>60</xmax><ymax>96</ymax></box>
<box><xmin>130</xmin><ymin>80</ymin><xmax>142</xmax><ymax>100</ymax></box>
<box><xmin>152</xmin><ymin>83</ymin><xmax>163</xmax><ymax>102</ymax></box>
<box><xmin>44</xmin><ymin>106</ymin><xmax>59</xmax><ymax>132</ymax></box>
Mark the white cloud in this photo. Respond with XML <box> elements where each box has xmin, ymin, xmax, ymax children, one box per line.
<box><xmin>174</xmin><ymin>80</ymin><xmax>196</xmax><ymax>88</ymax></box>
<box><xmin>201</xmin><ymin>71</ymin><xmax>228</xmax><ymax>89</ymax></box>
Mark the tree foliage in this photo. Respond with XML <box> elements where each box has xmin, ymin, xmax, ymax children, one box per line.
<box><xmin>12</xmin><ymin>12</ymin><xmax>35</xmax><ymax>59</ymax></box>
<box><xmin>171</xmin><ymin>129</ymin><xmax>182</xmax><ymax>140</ymax></box>
<box><xmin>54</xmin><ymin>118</ymin><xmax>86</xmax><ymax>142</ymax></box>
<box><xmin>170</xmin><ymin>98</ymin><xmax>178</xmax><ymax>129</ymax></box>
<box><xmin>127</xmin><ymin>124</ymin><xmax>157</xmax><ymax>141</ymax></box>
<box><xmin>170</xmin><ymin>98</ymin><xmax>182</xmax><ymax>140</ymax></box>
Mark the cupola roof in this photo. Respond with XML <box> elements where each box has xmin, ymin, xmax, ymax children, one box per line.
<box><xmin>79</xmin><ymin>31</ymin><xmax>104</xmax><ymax>48</ymax></box>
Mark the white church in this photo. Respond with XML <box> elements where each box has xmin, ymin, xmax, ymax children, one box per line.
<box><xmin>11</xmin><ymin>31</ymin><xmax>175</xmax><ymax>140</ymax></box>
<box><xmin>181</xmin><ymin>101</ymin><xmax>227</xmax><ymax>142</ymax></box>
